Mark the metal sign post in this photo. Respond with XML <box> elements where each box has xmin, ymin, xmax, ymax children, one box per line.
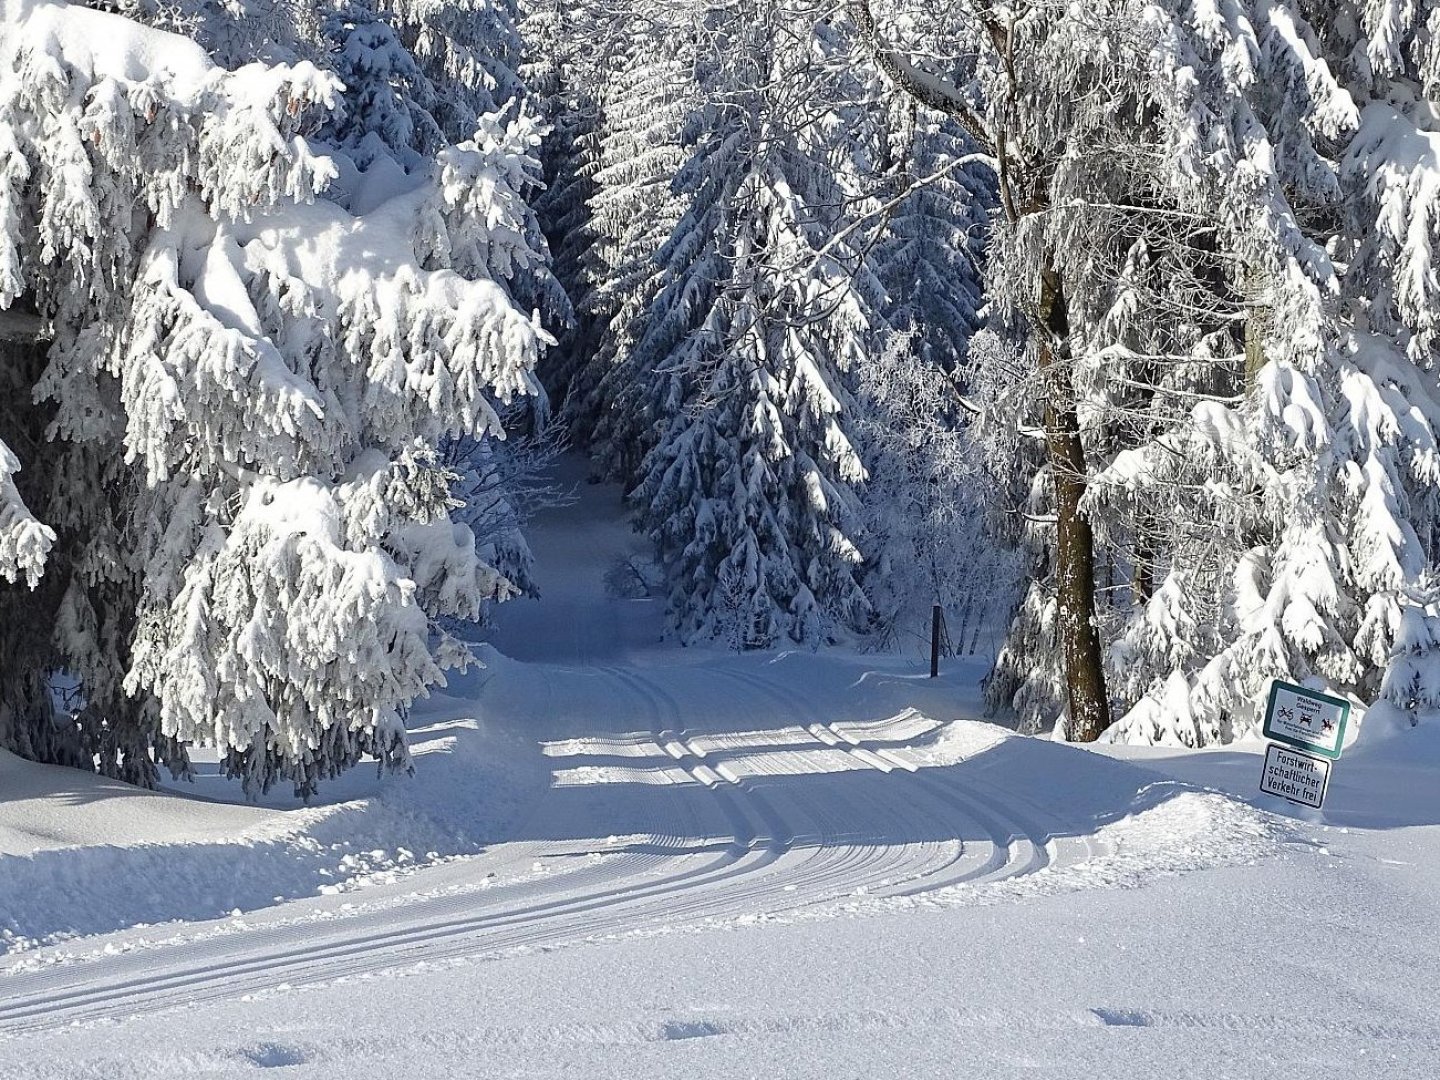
<box><xmin>1258</xmin><ymin>681</ymin><xmax>1351</xmax><ymax>809</ymax></box>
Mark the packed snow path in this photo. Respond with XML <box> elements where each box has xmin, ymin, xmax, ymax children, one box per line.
<box><xmin>0</xmin><ymin>461</ymin><xmax>1289</xmax><ymax>1059</ymax></box>
<box><xmin>0</xmin><ymin>658</ymin><xmax>1097</xmax><ymax>1033</ymax></box>
<box><xmin>5</xmin><ymin>463</ymin><xmax>1439</xmax><ymax>1080</ymax></box>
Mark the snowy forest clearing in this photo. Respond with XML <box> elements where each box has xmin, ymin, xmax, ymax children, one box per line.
<box><xmin>2</xmin><ymin>470</ymin><xmax>1439</xmax><ymax>1077</ymax></box>
<box><xmin>4</xmin><ymin>0</ymin><xmax>1440</xmax><ymax>1074</ymax></box>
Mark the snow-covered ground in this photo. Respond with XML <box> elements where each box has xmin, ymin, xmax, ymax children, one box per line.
<box><xmin>1</xmin><ymin>461</ymin><xmax>1438</xmax><ymax>1078</ymax></box>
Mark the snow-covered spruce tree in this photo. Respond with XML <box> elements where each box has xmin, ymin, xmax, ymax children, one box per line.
<box><xmin>1103</xmin><ymin>1</ymin><xmax>1440</xmax><ymax>745</ymax></box>
<box><xmin>518</xmin><ymin>0</ymin><xmax>602</xmax><ymax>405</ymax></box>
<box><xmin>853</xmin><ymin>0</ymin><xmax>1120</xmax><ymax>738</ymax></box>
<box><xmin>1167</xmin><ymin>0</ymin><xmax>1440</xmax><ymax>744</ymax></box>
<box><xmin>0</xmin><ymin>332</ymin><xmax>76</xmax><ymax>772</ymax></box>
<box><xmin>567</xmin><ymin>30</ymin><xmax>696</xmax><ymax>479</ymax></box>
<box><xmin>318</xmin><ymin>0</ymin><xmax>566</xmax><ymax>608</ymax></box>
<box><xmin>0</xmin><ymin>0</ymin><xmax>549</xmax><ymax>795</ymax></box>
<box><xmin>388</xmin><ymin>0</ymin><xmax>524</xmax><ymax>127</ymax></box>
<box><xmin>197</xmin><ymin>0</ymin><xmax>566</xmax><ymax>325</ymax></box>
<box><xmin>858</xmin><ymin>0</ymin><xmax>1440</xmax><ymax>745</ymax></box>
<box><xmin>389</xmin><ymin>0</ymin><xmax>570</xmax><ymax>610</ymax></box>
<box><xmin>381</xmin><ymin>0</ymin><xmax>568</xmax><ymax>327</ymax></box>
<box><xmin>1059</xmin><ymin>198</ymin><xmax>1262</xmax><ymax>747</ymax></box>
<box><xmin>631</xmin><ymin>5</ymin><xmax>883</xmax><ymax>647</ymax></box>
<box><xmin>853</xmin><ymin>331</ymin><xmax>1021</xmax><ymax>652</ymax></box>
<box><xmin>870</xmin><ymin>109</ymin><xmax>988</xmax><ymax>375</ymax></box>
<box><xmin>316</xmin><ymin>0</ymin><xmax>445</xmax><ymax>173</ymax></box>
<box><xmin>317</xmin><ymin>0</ymin><xmax>567</xmax><ymax>608</ymax></box>
<box><xmin>380</xmin><ymin>0</ymin><xmax>572</xmax><ymax>605</ymax></box>
<box><xmin>840</xmin><ymin>0</ymin><xmax>1249</xmax><ymax>743</ymax></box>
<box><xmin>854</xmin><ymin>99</ymin><xmax>997</xmax><ymax>646</ymax></box>
<box><xmin>121</xmin><ymin>0</ymin><xmax>568</xmax><ymax>613</ymax></box>
<box><xmin>1368</xmin><ymin>582</ymin><xmax>1440</xmax><ymax>733</ymax></box>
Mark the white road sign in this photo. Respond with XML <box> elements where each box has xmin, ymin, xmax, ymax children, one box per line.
<box><xmin>1259</xmin><ymin>743</ymin><xmax>1331</xmax><ymax>809</ymax></box>
<box><xmin>1262</xmin><ymin>681</ymin><xmax>1350</xmax><ymax>760</ymax></box>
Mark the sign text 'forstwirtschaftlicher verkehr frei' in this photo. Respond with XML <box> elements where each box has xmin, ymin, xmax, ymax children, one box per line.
<box><xmin>1258</xmin><ymin>743</ymin><xmax>1331</xmax><ymax>809</ymax></box>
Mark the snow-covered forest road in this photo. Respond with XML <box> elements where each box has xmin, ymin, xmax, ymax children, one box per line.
<box><xmin>2</xmin><ymin>465</ymin><xmax>1439</xmax><ymax>1078</ymax></box>
<box><xmin>0</xmin><ymin>664</ymin><xmax>1072</xmax><ymax>1034</ymax></box>
<box><xmin>0</xmin><ymin>466</ymin><xmax>1074</xmax><ymax>1029</ymax></box>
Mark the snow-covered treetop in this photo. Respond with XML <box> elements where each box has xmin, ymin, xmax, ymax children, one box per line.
<box><xmin>0</xmin><ymin>0</ymin><xmax>337</xmax><ymax>309</ymax></box>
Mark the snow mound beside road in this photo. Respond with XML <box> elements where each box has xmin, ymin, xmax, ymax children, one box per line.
<box><xmin>0</xmin><ymin>704</ymin><xmax>548</xmax><ymax>955</ymax></box>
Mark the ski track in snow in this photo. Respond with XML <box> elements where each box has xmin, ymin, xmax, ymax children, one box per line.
<box><xmin>0</xmin><ymin>665</ymin><xmax>1073</xmax><ymax>1034</ymax></box>
<box><xmin>0</xmin><ymin>656</ymin><xmax>1262</xmax><ymax>1037</ymax></box>
<box><xmin>0</xmin><ymin>465</ymin><xmax>1287</xmax><ymax>1041</ymax></box>
<box><xmin>708</xmin><ymin>668</ymin><xmax>1029</xmax><ymax>893</ymax></box>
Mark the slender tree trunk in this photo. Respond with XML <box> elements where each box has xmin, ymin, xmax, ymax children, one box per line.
<box><xmin>1133</xmin><ymin>542</ymin><xmax>1153</xmax><ymax>604</ymax></box>
<box><xmin>1037</xmin><ymin>261</ymin><xmax>1111</xmax><ymax>742</ymax></box>
<box><xmin>1243</xmin><ymin>265</ymin><xmax>1270</xmax><ymax>394</ymax></box>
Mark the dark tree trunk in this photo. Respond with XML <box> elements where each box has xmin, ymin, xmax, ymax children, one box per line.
<box><xmin>849</xmin><ymin>1</ymin><xmax>1111</xmax><ymax>738</ymax></box>
<box><xmin>1037</xmin><ymin>261</ymin><xmax>1111</xmax><ymax>742</ymax></box>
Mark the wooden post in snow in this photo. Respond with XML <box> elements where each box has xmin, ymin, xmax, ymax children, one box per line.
<box><xmin>930</xmin><ymin>605</ymin><xmax>942</xmax><ymax>679</ymax></box>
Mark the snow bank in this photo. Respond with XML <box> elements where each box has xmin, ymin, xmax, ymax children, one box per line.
<box><xmin>0</xmin><ymin>750</ymin><xmax>276</xmax><ymax>858</ymax></box>
<box><xmin>0</xmin><ymin>698</ymin><xmax>549</xmax><ymax>954</ymax></box>
<box><xmin>757</xmin><ymin>727</ymin><xmax>1285</xmax><ymax>925</ymax></box>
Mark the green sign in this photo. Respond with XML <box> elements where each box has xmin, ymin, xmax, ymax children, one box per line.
<box><xmin>1262</xmin><ymin>680</ymin><xmax>1350</xmax><ymax>760</ymax></box>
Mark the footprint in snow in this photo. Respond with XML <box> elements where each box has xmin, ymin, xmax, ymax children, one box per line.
<box><xmin>240</xmin><ymin>1043</ymin><xmax>308</xmax><ymax>1068</ymax></box>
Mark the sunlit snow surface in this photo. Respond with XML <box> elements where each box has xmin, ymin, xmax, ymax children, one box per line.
<box><xmin>1</xmin><ymin>459</ymin><xmax>1438</xmax><ymax>1078</ymax></box>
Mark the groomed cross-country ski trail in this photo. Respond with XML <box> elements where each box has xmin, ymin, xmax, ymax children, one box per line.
<box><xmin>1</xmin><ymin>462</ymin><xmax>1438</xmax><ymax>1079</ymax></box>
